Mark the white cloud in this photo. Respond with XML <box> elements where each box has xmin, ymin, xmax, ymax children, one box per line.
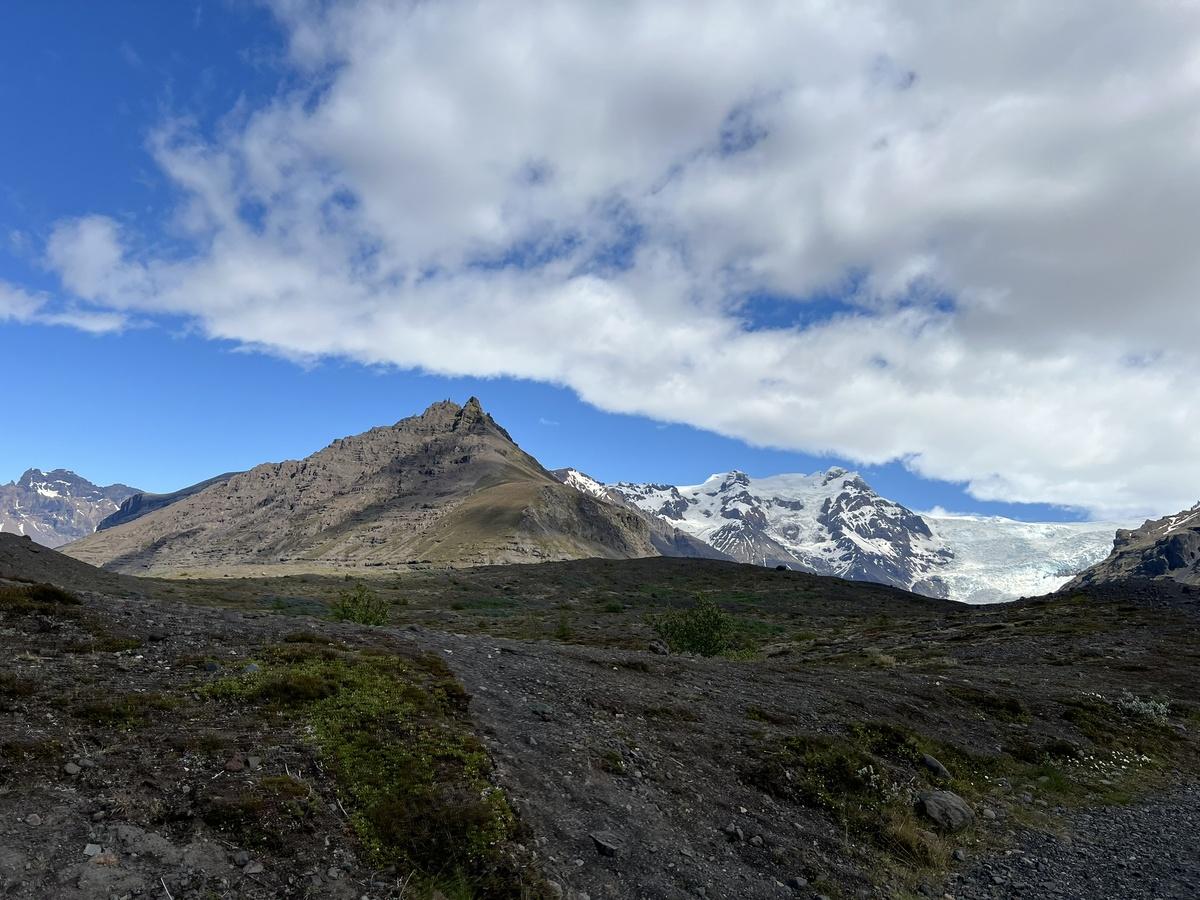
<box><xmin>32</xmin><ymin>0</ymin><xmax>1200</xmax><ymax>518</ymax></box>
<box><xmin>0</xmin><ymin>280</ymin><xmax>124</xmax><ymax>334</ymax></box>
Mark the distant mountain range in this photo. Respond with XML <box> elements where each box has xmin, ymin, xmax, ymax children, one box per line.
<box><xmin>4</xmin><ymin>398</ymin><xmax>1154</xmax><ymax>601</ymax></box>
<box><xmin>552</xmin><ymin>467</ymin><xmax>1126</xmax><ymax>602</ymax></box>
<box><xmin>0</xmin><ymin>469</ymin><xmax>139</xmax><ymax>548</ymax></box>
<box><xmin>1070</xmin><ymin>502</ymin><xmax>1200</xmax><ymax>589</ymax></box>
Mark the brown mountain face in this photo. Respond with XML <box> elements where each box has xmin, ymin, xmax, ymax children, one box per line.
<box><xmin>64</xmin><ymin>398</ymin><xmax>657</xmax><ymax>574</ymax></box>
<box><xmin>1070</xmin><ymin>503</ymin><xmax>1200</xmax><ymax>589</ymax></box>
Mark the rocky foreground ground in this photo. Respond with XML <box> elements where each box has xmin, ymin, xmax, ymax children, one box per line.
<box><xmin>1</xmin><ymin>539</ymin><xmax>1197</xmax><ymax>899</ymax></box>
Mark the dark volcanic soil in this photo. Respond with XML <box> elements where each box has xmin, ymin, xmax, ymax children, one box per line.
<box><xmin>1</xmin><ymin>545</ymin><xmax>1197</xmax><ymax>899</ymax></box>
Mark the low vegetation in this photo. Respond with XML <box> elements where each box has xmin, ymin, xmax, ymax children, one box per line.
<box><xmin>0</xmin><ymin>581</ymin><xmax>80</xmax><ymax>617</ymax></box>
<box><xmin>652</xmin><ymin>597</ymin><xmax>735</xmax><ymax>656</ymax></box>
<box><xmin>329</xmin><ymin>582</ymin><xmax>392</xmax><ymax>626</ymax></box>
<box><xmin>205</xmin><ymin>642</ymin><xmax>535</xmax><ymax>896</ymax></box>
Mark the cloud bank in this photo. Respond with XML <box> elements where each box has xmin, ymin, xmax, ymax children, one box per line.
<box><xmin>33</xmin><ymin>0</ymin><xmax>1200</xmax><ymax>518</ymax></box>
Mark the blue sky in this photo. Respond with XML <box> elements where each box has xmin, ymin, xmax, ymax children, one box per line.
<box><xmin>3</xmin><ymin>2</ymin><xmax>1192</xmax><ymax>521</ymax></box>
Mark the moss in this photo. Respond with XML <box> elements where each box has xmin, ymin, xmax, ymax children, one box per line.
<box><xmin>746</xmin><ymin>705</ymin><xmax>791</xmax><ymax>726</ymax></box>
<box><xmin>63</xmin><ymin>635</ymin><xmax>144</xmax><ymax>654</ymax></box>
<box><xmin>0</xmin><ymin>737</ymin><xmax>63</xmax><ymax>762</ymax></box>
<box><xmin>594</xmin><ymin>749</ymin><xmax>627</xmax><ymax>775</ymax></box>
<box><xmin>0</xmin><ymin>672</ymin><xmax>36</xmax><ymax>698</ymax></box>
<box><xmin>0</xmin><ymin>582</ymin><xmax>81</xmax><ymax>618</ymax></box>
<box><xmin>169</xmin><ymin>730</ymin><xmax>231</xmax><ymax>754</ymax></box>
<box><xmin>282</xmin><ymin>631</ymin><xmax>332</xmax><ymax>644</ymax></box>
<box><xmin>206</xmin><ymin>643</ymin><xmax>533</xmax><ymax>896</ymax></box>
<box><xmin>1061</xmin><ymin>695</ymin><xmax>1183</xmax><ymax>756</ymax></box>
<box><xmin>944</xmin><ymin>685</ymin><xmax>1030</xmax><ymax>722</ymax></box>
<box><xmin>72</xmin><ymin>692</ymin><xmax>177</xmax><ymax>728</ymax></box>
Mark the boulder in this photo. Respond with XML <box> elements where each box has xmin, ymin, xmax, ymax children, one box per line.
<box><xmin>915</xmin><ymin>790</ymin><xmax>974</xmax><ymax>832</ymax></box>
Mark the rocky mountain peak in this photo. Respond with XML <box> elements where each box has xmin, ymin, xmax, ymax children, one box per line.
<box><xmin>822</xmin><ymin>466</ymin><xmax>850</xmax><ymax>485</ymax></box>
<box><xmin>1072</xmin><ymin>500</ymin><xmax>1200</xmax><ymax>588</ymax></box>
<box><xmin>1</xmin><ymin>470</ymin><xmax>141</xmax><ymax>548</ymax></box>
<box><xmin>399</xmin><ymin>397</ymin><xmax>515</xmax><ymax>444</ymax></box>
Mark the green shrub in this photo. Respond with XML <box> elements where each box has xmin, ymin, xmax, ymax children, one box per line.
<box><xmin>653</xmin><ymin>597</ymin><xmax>734</xmax><ymax>657</ymax></box>
<box><xmin>329</xmin><ymin>583</ymin><xmax>391</xmax><ymax>626</ymax></box>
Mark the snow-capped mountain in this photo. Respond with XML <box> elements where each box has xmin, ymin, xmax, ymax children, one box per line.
<box><xmin>549</xmin><ymin>468</ymin><xmax>734</xmax><ymax>561</ymax></box>
<box><xmin>0</xmin><ymin>469</ymin><xmax>140</xmax><ymax>548</ymax></box>
<box><xmin>555</xmin><ymin>467</ymin><xmax>1126</xmax><ymax>602</ymax></box>
<box><xmin>609</xmin><ymin>468</ymin><xmax>954</xmax><ymax>597</ymax></box>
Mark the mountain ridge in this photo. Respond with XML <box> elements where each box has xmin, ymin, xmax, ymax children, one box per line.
<box><xmin>1069</xmin><ymin>501</ymin><xmax>1200</xmax><ymax>588</ymax></box>
<box><xmin>554</xmin><ymin>467</ymin><xmax>1126</xmax><ymax>602</ymax></box>
<box><xmin>64</xmin><ymin>398</ymin><xmax>659</xmax><ymax>574</ymax></box>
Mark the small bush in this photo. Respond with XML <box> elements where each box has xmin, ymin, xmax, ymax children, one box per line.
<box><xmin>330</xmin><ymin>583</ymin><xmax>391</xmax><ymax>626</ymax></box>
<box><xmin>1114</xmin><ymin>691</ymin><xmax>1170</xmax><ymax>724</ymax></box>
<box><xmin>652</xmin><ymin>598</ymin><xmax>734</xmax><ymax>657</ymax></box>
<box><xmin>0</xmin><ymin>582</ymin><xmax>81</xmax><ymax>616</ymax></box>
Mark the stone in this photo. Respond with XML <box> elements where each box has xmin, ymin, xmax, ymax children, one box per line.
<box><xmin>24</xmin><ymin>815</ymin><xmax>41</xmax><ymax>827</ymax></box>
<box><xmin>916</xmin><ymin>791</ymin><xmax>975</xmax><ymax>833</ymax></box>
<box><xmin>233</xmin><ymin>850</ymin><xmax>250</xmax><ymax>866</ymax></box>
<box><xmin>982</xmin><ymin>808</ymin><xmax>997</xmax><ymax>821</ymax></box>
<box><xmin>83</xmin><ymin>844</ymin><xmax>102</xmax><ymax>857</ymax></box>
<box><xmin>203</xmin><ymin>662</ymin><xmax>221</xmax><ymax>673</ymax></box>
<box><xmin>247</xmin><ymin>756</ymin><xmax>263</xmax><ymax>770</ymax></box>
<box><xmin>225</xmin><ymin>755</ymin><xmax>246</xmax><ymax>773</ymax></box>
<box><xmin>953</xmin><ymin>848</ymin><xmax>968</xmax><ymax>862</ymax></box>
<box><xmin>590</xmin><ymin>831</ymin><xmax>621</xmax><ymax>858</ymax></box>
<box><xmin>64</xmin><ymin>762</ymin><xmax>82</xmax><ymax>776</ymax></box>
<box><xmin>243</xmin><ymin>662</ymin><xmax>261</xmax><ymax>675</ymax></box>
<box><xmin>922</xmin><ymin>753</ymin><xmax>952</xmax><ymax>780</ymax></box>
<box><xmin>786</xmin><ymin>876</ymin><xmax>809</xmax><ymax>890</ymax></box>
<box><xmin>749</xmin><ymin>835</ymin><xmax>764</xmax><ymax>847</ymax></box>
<box><xmin>649</xmin><ymin>640</ymin><xmax>670</xmax><ymax>655</ymax></box>
<box><xmin>244</xmin><ymin>860</ymin><xmax>265</xmax><ymax>875</ymax></box>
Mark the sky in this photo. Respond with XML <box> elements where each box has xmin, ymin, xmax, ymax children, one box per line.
<box><xmin>2</xmin><ymin>1</ymin><xmax>1198</xmax><ymax>522</ymax></box>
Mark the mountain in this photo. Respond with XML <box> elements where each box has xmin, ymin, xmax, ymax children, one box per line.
<box><xmin>549</xmin><ymin>468</ymin><xmax>733</xmax><ymax>561</ymax></box>
<box><xmin>561</xmin><ymin>468</ymin><xmax>1123</xmax><ymax>602</ymax></box>
<box><xmin>605</xmin><ymin>468</ymin><xmax>956</xmax><ymax>597</ymax></box>
<box><xmin>0</xmin><ymin>469</ymin><xmax>140</xmax><ymax>548</ymax></box>
<box><xmin>1069</xmin><ymin>502</ymin><xmax>1200</xmax><ymax>589</ymax></box>
<box><xmin>96</xmin><ymin>471</ymin><xmax>241</xmax><ymax>531</ymax></box>
<box><xmin>64</xmin><ymin>398</ymin><xmax>658</xmax><ymax>574</ymax></box>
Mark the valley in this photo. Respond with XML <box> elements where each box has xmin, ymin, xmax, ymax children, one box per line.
<box><xmin>1</xmin><ymin>533</ymin><xmax>1198</xmax><ymax>899</ymax></box>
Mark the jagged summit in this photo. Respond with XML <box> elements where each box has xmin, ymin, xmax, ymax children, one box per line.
<box><xmin>0</xmin><ymin>469</ymin><xmax>140</xmax><ymax>548</ymax></box>
<box><xmin>383</xmin><ymin>397</ymin><xmax>515</xmax><ymax>442</ymax></box>
<box><xmin>65</xmin><ymin>398</ymin><xmax>654</xmax><ymax>574</ymax></box>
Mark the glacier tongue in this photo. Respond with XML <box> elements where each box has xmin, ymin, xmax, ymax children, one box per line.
<box><xmin>923</xmin><ymin>514</ymin><xmax>1126</xmax><ymax>603</ymax></box>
